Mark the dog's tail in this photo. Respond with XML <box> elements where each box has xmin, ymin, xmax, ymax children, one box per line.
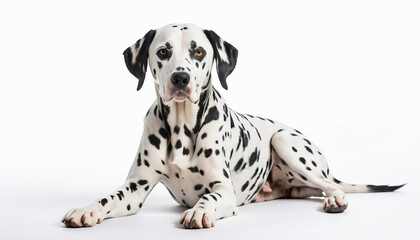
<box><xmin>332</xmin><ymin>178</ymin><xmax>406</xmax><ymax>193</ymax></box>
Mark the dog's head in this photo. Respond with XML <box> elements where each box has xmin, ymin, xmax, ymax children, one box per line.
<box><xmin>123</xmin><ymin>24</ymin><xmax>238</xmax><ymax>103</ymax></box>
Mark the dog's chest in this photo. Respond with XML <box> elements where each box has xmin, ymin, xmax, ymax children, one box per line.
<box><xmin>162</xmin><ymin>166</ymin><xmax>211</xmax><ymax>208</ymax></box>
<box><xmin>160</xmin><ymin>109</ymin><xmax>282</xmax><ymax>207</ymax></box>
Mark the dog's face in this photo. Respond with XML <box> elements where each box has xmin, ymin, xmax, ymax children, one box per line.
<box><xmin>124</xmin><ymin>23</ymin><xmax>238</xmax><ymax>103</ymax></box>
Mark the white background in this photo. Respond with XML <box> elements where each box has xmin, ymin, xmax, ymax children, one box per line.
<box><xmin>1</xmin><ymin>0</ymin><xmax>419</xmax><ymax>239</ymax></box>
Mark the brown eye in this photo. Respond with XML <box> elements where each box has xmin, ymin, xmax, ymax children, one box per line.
<box><xmin>195</xmin><ymin>49</ymin><xmax>203</xmax><ymax>57</ymax></box>
<box><xmin>159</xmin><ymin>49</ymin><xmax>167</xmax><ymax>55</ymax></box>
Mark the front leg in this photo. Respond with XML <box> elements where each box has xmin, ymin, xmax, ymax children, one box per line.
<box><xmin>179</xmin><ymin>184</ymin><xmax>237</xmax><ymax>229</ymax></box>
<box><xmin>62</xmin><ymin>177</ymin><xmax>157</xmax><ymax>228</ymax></box>
<box><xmin>62</xmin><ymin>123</ymin><xmax>167</xmax><ymax>227</ymax></box>
<box><xmin>179</xmin><ymin>141</ymin><xmax>238</xmax><ymax>229</ymax></box>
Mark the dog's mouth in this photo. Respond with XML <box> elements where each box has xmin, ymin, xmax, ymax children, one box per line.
<box><xmin>168</xmin><ymin>89</ymin><xmax>190</xmax><ymax>102</ymax></box>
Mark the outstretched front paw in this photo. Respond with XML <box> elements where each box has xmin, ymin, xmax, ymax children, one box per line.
<box><xmin>62</xmin><ymin>208</ymin><xmax>102</xmax><ymax>228</ymax></box>
<box><xmin>179</xmin><ymin>208</ymin><xmax>215</xmax><ymax>229</ymax></box>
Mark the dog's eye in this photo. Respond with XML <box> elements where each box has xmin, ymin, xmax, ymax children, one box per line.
<box><xmin>195</xmin><ymin>50</ymin><xmax>203</xmax><ymax>57</ymax></box>
<box><xmin>159</xmin><ymin>49</ymin><xmax>167</xmax><ymax>56</ymax></box>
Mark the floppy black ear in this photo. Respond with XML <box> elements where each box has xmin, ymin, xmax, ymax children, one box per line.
<box><xmin>123</xmin><ymin>30</ymin><xmax>156</xmax><ymax>91</ymax></box>
<box><xmin>204</xmin><ymin>30</ymin><xmax>238</xmax><ymax>90</ymax></box>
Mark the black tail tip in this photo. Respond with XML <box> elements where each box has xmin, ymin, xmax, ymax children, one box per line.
<box><xmin>367</xmin><ymin>183</ymin><xmax>407</xmax><ymax>192</ymax></box>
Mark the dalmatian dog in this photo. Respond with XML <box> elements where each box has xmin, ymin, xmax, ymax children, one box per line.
<box><xmin>62</xmin><ymin>23</ymin><xmax>404</xmax><ymax>229</ymax></box>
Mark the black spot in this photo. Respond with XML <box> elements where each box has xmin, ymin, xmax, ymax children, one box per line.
<box><xmin>139</xmin><ymin>203</ymin><xmax>143</xmax><ymax>209</ymax></box>
<box><xmin>157</xmin><ymin>62</ymin><xmax>162</xmax><ymax>69</ymax></box>
<box><xmin>251</xmin><ymin>168</ymin><xmax>259</xmax><ymax>179</ymax></box>
<box><xmin>322</xmin><ymin>170</ymin><xmax>327</xmax><ymax>178</ymax></box>
<box><xmin>215</xmin><ymin>149</ymin><xmax>220</xmax><ymax>155</ymax></box>
<box><xmin>210</xmin><ymin>194</ymin><xmax>217</xmax><ymax>201</ymax></box>
<box><xmin>305</xmin><ymin>146</ymin><xmax>313</xmax><ymax>154</ymax></box>
<box><xmin>291</xmin><ymin>133</ymin><xmax>298</xmax><ymax>136</ymax></box>
<box><xmin>158</xmin><ymin>128</ymin><xmax>168</xmax><ymax>139</ymax></box>
<box><xmin>199</xmin><ymin>170</ymin><xmax>205</xmax><ymax>176</ymax></box>
<box><xmin>175</xmin><ymin>173</ymin><xmax>180</xmax><ymax>178</ymax></box>
<box><xmin>234</xmin><ymin>158</ymin><xmax>243</xmax><ymax>172</ymax></box>
<box><xmin>288</xmin><ymin>171</ymin><xmax>294</xmax><ymax>177</ymax></box>
<box><xmin>153</xmin><ymin>69</ymin><xmax>156</xmax><ymax>75</ymax></box>
<box><xmin>118</xmin><ymin>190</ymin><xmax>124</xmax><ymax>199</ymax></box>
<box><xmin>194</xmin><ymin>184</ymin><xmax>203</xmax><ymax>191</ymax></box>
<box><xmin>127</xmin><ymin>204</ymin><xmax>131</xmax><ymax>211</ymax></box>
<box><xmin>188</xmin><ymin>166</ymin><xmax>199</xmax><ymax>173</ymax></box>
<box><xmin>312</xmin><ymin>161</ymin><xmax>317</xmax><ymax>167</ymax></box>
<box><xmin>295</xmin><ymin>129</ymin><xmax>302</xmax><ymax>134</ymax></box>
<box><xmin>144</xmin><ymin>159</ymin><xmax>150</xmax><ymax>167</ymax></box>
<box><xmin>241</xmin><ymin>181</ymin><xmax>249</xmax><ymax>192</ymax></box>
<box><xmin>155</xmin><ymin>170</ymin><xmax>162</xmax><ymax>174</ymax></box>
<box><xmin>280</xmin><ymin>158</ymin><xmax>288</xmax><ymax>166</ymax></box>
<box><xmin>299</xmin><ymin>157</ymin><xmax>306</xmax><ymax>165</ymax></box>
<box><xmin>144</xmin><ymin>150</ymin><xmax>148</xmax><ymax>156</ymax></box>
<box><xmin>210</xmin><ymin>181</ymin><xmax>221</xmax><ymax>188</ymax></box>
<box><xmin>136</xmin><ymin>153</ymin><xmax>142</xmax><ymax>166</ymax></box>
<box><xmin>201</xmin><ymin>132</ymin><xmax>207</xmax><ymax>139</ymax></box>
<box><xmin>145</xmin><ymin>185</ymin><xmax>149</xmax><ymax>191</ymax></box>
<box><xmin>167</xmin><ymin>142</ymin><xmax>172</xmax><ymax>154</ymax></box>
<box><xmin>201</xmin><ymin>106</ymin><xmax>219</xmax><ymax>129</ymax></box>
<box><xmin>202</xmin><ymin>196</ymin><xmax>209</xmax><ymax>201</ymax></box>
<box><xmin>197</xmin><ymin>148</ymin><xmax>203</xmax><ymax>156</ymax></box>
<box><xmin>306</xmin><ymin>167</ymin><xmax>312</xmax><ymax>171</ymax></box>
<box><xmin>195</xmin><ymin>62</ymin><xmax>199</xmax><ymax>68</ymax></box>
<box><xmin>100</xmin><ymin>198</ymin><xmax>108</xmax><ymax>206</ymax></box>
<box><xmin>249</xmin><ymin>147</ymin><xmax>259</xmax><ymax>166</ymax></box>
<box><xmin>182</xmin><ymin>147</ymin><xmax>190</xmax><ymax>156</ymax></box>
<box><xmin>334</xmin><ymin>178</ymin><xmax>341</xmax><ymax>184</ymax></box>
<box><xmin>204</xmin><ymin>149</ymin><xmax>213</xmax><ymax>158</ymax></box>
<box><xmin>303</xmin><ymin>138</ymin><xmax>311</xmax><ymax>145</ymax></box>
<box><xmin>299</xmin><ymin>174</ymin><xmax>307</xmax><ymax>181</ymax></box>
<box><xmin>138</xmin><ymin>179</ymin><xmax>148</xmax><ymax>185</ymax></box>
<box><xmin>129</xmin><ymin>182</ymin><xmax>137</xmax><ymax>193</ymax></box>
<box><xmin>184</xmin><ymin>125</ymin><xmax>192</xmax><ymax>139</ymax></box>
<box><xmin>175</xmin><ymin>140</ymin><xmax>182</xmax><ymax>149</ymax></box>
<box><xmin>161</xmin><ymin>159</ymin><xmax>165</xmax><ymax>165</ymax></box>
<box><xmin>223</xmin><ymin>169</ymin><xmax>229</xmax><ymax>178</ymax></box>
<box><xmin>292</xmin><ymin>146</ymin><xmax>297</xmax><ymax>152</ymax></box>
<box><xmin>174</xmin><ymin>125</ymin><xmax>180</xmax><ymax>134</ymax></box>
<box><xmin>318</xmin><ymin>151</ymin><xmax>322</xmax><ymax>155</ymax></box>
<box><xmin>148</xmin><ymin>134</ymin><xmax>161</xmax><ymax>150</ymax></box>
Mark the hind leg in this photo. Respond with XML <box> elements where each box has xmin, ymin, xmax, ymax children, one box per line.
<box><xmin>271</xmin><ymin>129</ymin><xmax>348</xmax><ymax>213</ymax></box>
<box><xmin>253</xmin><ymin>158</ymin><xmax>323</xmax><ymax>202</ymax></box>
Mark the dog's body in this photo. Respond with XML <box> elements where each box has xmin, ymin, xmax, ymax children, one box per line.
<box><xmin>62</xmin><ymin>24</ymin><xmax>404</xmax><ymax>229</ymax></box>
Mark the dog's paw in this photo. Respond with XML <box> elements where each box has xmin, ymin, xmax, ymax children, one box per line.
<box><xmin>179</xmin><ymin>208</ymin><xmax>215</xmax><ymax>229</ymax></box>
<box><xmin>323</xmin><ymin>196</ymin><xmax>348</xmax><ymax>213</ymax></box>
<box><xmin>62</xmin><ymin>208</ymin><xmax>103</xmax><ymax>228</ymax></box>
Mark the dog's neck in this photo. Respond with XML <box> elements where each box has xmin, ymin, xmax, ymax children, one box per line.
<box><xmin>156</xmin><ymin>79</ymin><xmax>213</xmax><ymax>141</ymax></box>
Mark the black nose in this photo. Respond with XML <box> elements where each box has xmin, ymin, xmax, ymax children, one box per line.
<box><xmin>171</xmin><ymin>72</ymin><xmax>190</xmax><ymax>89</ymax></box>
